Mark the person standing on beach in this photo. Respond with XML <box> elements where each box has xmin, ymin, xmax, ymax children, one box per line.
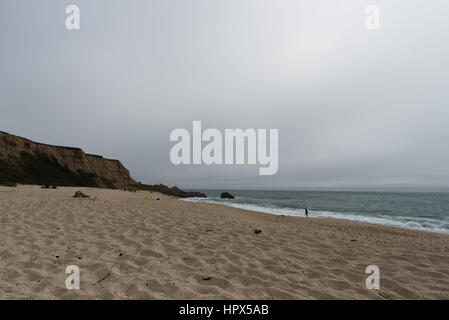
<box><xmin>305</xmin><ymin>208</ymin><xmax>309</xmax><ymax>217</ymax></box>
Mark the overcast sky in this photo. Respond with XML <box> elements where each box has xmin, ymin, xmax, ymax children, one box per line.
<box><xmin>1</xmin><ymin>0</ymin><xmax>449</xmax><ymax>191</ymax></box>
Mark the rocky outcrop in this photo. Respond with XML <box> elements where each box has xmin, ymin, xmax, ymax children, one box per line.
<box><xmin>0</xmin><ymin>131</ymin><xmax>205</xmax><ymax>197</ymax></box>
<box><xmin>220</xmin><ymin>192</ymin><xmax>235</xmax><ymax>199</ymax></box>
<box><xmin>131</xmin><ymin>183</ymin><xmax>207</xmax><ymax>198</ymax></box>
<box><xmin>0</xmin><ymin>131</ymin><xmax>135</xmax><ymax>188</ymax></box>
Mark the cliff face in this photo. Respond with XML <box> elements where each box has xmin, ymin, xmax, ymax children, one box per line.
<box><xmin>0</xmin><ymin>131</ymin><xmax>136</xmax><ymax>188</ymax></box>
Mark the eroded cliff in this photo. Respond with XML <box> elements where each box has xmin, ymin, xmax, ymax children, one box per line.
<box><xmin>0</xmin><ymin>131</ymin><xmax>136</xmax><ymax>188</ymax></box>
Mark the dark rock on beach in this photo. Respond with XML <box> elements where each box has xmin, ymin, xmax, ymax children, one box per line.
<box><xmin>73</xmin><ymin>191</ymin><xmax>89</xmax><ymax>198</ymax></box>
<box><xmin>130</xmin><ymin>183</ymin><xmax>207</xmax><ymax>198</ymax></box>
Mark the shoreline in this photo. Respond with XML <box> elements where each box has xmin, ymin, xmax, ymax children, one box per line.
<box><xmin>183</xmin><ymin>197</ymin><xmax>449</xmax><ymax>236</ymax></box>
<box><xmin>1</xmin><ymin>185</ymin><xmax>448</xmax><ymax>299</ymax></box>
<box><xmin>188</xmin><ymin>199</ymin><xmax>449</xmax><ymax>239</ymax></box>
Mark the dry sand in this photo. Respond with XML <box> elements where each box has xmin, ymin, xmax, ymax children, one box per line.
<box><xmin>0</xmin><ymin>185</ymin><xmax>448</xmax><ymax>299</ymax></box>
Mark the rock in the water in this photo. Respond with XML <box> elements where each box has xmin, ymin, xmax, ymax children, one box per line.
<box><xmin>220</xmin><ymin>192</ymin><xmax>235</xmax><ymax>199</ymax></box>
<box><xmin>73</xmin><ymin>191</ymin><xmax>89</xmax><ymax>198</ymax></box>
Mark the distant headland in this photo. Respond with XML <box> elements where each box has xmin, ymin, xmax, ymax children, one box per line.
<box><xmin>0</xmin><ymin>131</ymin><xmax>205</xmax><ymax>198</ymax></box>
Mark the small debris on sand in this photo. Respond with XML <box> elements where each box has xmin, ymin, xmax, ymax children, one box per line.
<box><xmin>73</xmin><ymin>191</ymin><xmax>89</xmax><ymax>198</ymax></box>
<box><xmin>254</xmin><ymin>229</ymin><xmax>262</xmax><ymax>234</ymax></box>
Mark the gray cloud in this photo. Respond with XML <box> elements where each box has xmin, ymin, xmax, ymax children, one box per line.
<box><xmin>1</xmin><ymin>0</ymin><xmax>449</xmax><ymax>190</ymax></box>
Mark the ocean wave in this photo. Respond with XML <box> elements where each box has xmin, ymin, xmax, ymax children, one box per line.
<box><xmin>182</xmin><ymin>197</ymin><xmax>449</xmax><ymax>234</ymax></box>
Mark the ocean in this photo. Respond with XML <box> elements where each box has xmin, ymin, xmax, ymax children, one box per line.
<box><xmin>184</xmin><ymin>190</ymin><xmax>449</xmax><ymax>234</ymax></box>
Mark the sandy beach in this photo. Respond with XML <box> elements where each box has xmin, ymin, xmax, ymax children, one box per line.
<box><xmin>0</xmin><ymin>185</ymin><xmax>448</xmax><ymax>299</ymax></box>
